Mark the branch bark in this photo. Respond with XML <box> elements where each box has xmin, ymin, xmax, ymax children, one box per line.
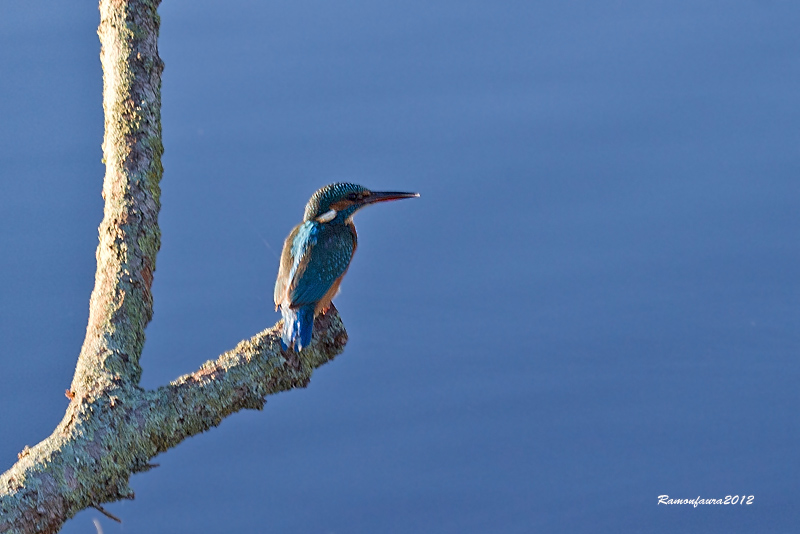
<box><xmin>0</xmin><ymin>1</ymin><xmax>347</xmax><ymax>532</ymax></box>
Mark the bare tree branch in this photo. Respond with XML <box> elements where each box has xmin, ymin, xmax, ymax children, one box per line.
<box><xmin>0</xmin><ymin>314</ymin><xmax>346</xmax><ymax>533</ymax></box>
<box><xmin>74</xmin><ymin>0</ymin><xmax>164</xmax><ymax>394</ymax></box>
<box><xmin>0</xmin><ymin>1</ymin><xmax>347</xmax><ymax>532</ymax></box>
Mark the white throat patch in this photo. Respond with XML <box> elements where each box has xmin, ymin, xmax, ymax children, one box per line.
<box><xmin>316</xmin><ymin>209</ymin><xmax>337</xmax><ymax>223</ymax></box>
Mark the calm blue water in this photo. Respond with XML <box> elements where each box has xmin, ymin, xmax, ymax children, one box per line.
<box><xmin>1</xmin><ymin>1</ymin><xmax>798</xmax><ymax>532</ymax></box>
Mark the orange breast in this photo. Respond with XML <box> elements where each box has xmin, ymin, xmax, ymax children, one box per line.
<box><xmin>315</xmin><ymin>274</ymin><xmax>345</xmax><ymax>315</ymax></box>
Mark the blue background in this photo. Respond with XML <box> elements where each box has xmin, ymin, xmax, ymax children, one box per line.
<box><xmin>1</xmin><ymin>1</ymin><xmax>798</xmax><ymax>532</ymax></box>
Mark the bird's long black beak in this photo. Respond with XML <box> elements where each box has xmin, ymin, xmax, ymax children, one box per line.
<box><xmin>363</xmin><ymin>191</ymin><xmax>420</xmax><ymax>205</ymax></box>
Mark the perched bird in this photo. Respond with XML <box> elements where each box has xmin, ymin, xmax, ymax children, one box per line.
<box><xmin>274</xmin><ymin>183</ymin><xmax>419</xmax><ymax>351</ymax></box>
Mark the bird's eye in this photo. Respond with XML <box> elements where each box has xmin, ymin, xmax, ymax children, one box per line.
<box><xmin>347</xmin><ymin>193</ymin><xmax>359</xmax><ymax>201</ymax></box>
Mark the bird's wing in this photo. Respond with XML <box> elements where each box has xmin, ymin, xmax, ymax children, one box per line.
<box><xmin>274</xmin><ymin>224</ymin><xmax>301</xmax><ymax>307</ymax></box>
<box><xmin>282</xmin><ymin>222</ymin><xmax>356</xmax><ymax>307</ymax></box>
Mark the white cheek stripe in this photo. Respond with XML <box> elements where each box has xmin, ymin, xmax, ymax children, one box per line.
<box><xmin>316</xmin><ymin>209</ymin><xmax>337</xmax><ymax>223</ymax></box>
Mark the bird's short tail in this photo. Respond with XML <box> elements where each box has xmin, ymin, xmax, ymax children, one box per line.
<box><xmin>280</xmin><ymin>305</ymin><xmax>315</xmax><ymax>351</ymax></box>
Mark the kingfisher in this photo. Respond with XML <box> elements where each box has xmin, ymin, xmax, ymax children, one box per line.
<box><xmin>274</xmin><ymin>183</ymin><xmax>419</xmax><ymax>351</ymax></box>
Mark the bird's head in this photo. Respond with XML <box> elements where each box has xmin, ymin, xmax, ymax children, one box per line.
<box><xmin>303</xmin><ymin>183</ymin><xmax>419</xmax><ymax>223</ymax></box>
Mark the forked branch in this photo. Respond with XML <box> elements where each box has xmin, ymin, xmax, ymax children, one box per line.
<box><xmin>0</xmin><ymin>2</ymin><xmax>346</xmax><ymax>532</ymax></box>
